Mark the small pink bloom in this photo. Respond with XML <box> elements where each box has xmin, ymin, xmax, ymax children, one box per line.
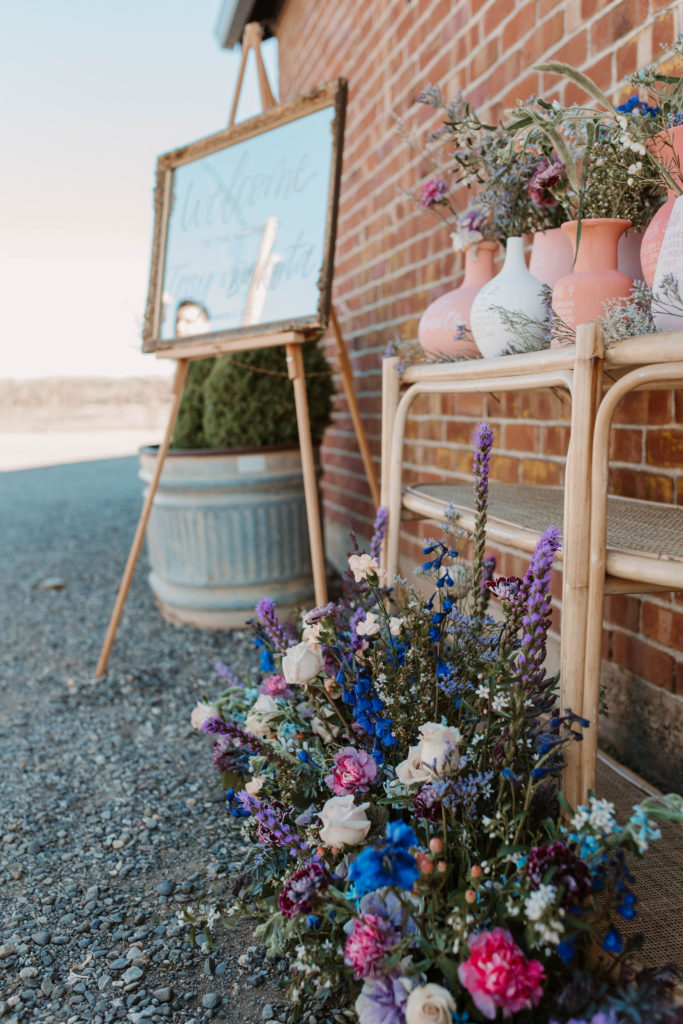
<box><xmin>420</xmin><ymin>177</ymin><xmax>449</xmax><ymax>208</ymax></box>
<box><xmin>458</xmin><ymin>928</ymin><xmax>545</xmax><ymax>1020</ymax></box>
<box><xmin>259</xmin><ymin>674</ymin><xmax>292</xmax><ymax>698</ymax></box>
<box><xmin>325</xmin><ymin>746</ymin><xmax>378</xmax><ymax>796</ymax></box>
<box><xmin>344</xmin><ymin>914</ymin><xmax>391</xmax><ymax>979</ymax></box>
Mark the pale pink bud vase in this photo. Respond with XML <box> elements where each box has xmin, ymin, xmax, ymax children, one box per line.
<box><xmin>640</xmin><ymin>124</ymin><xmax>683</xmax><ymax>287</ymax></box>
<box><xmin>551</xmin><ymin>218</ymin><xmax>633</xmax><ymax>335</ymax></box>
<box><xmin>417</xmin><ymin>241</ymin><xmax>498</xmax><ymax>358</ymax></box>
<box><xmin>528</xmin><ymin>227</ymin><xmax>573</xmax><ymax>288</ymax></box>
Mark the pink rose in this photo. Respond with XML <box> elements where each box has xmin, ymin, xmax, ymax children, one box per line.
<box><xmin>325</xmin><ymin>746</ymin><xmax>378</xmax><ymax>796</ymax></box>
<box><xmin>344</xmin><ymin>914</ymin><xmax>391</xmax><ymax>979</ymax></box>
<box><xmin>458</xmin><ymin>928</ymin><xmax>545</xmax><ymax>1020</ymax></box>
<box><xmin>259</xmin><ymin>674</ymin><xmax>292</xmax><ymax>698</ymax></box>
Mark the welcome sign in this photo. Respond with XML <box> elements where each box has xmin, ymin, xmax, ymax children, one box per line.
<box><xmin>143</xmin><ymin>80</ymin><xmax>347</xmax><ymax>353</ymax></box>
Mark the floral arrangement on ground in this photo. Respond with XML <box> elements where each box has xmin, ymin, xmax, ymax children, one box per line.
<box><xmin>187</xmin><ymin>425</ymin><xmax>682</xmax><ymax>1024</ymax></box>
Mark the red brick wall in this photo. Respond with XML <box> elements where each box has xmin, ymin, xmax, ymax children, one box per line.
<box><xmin>274</xmin><ymin>0</ymin><xmax>683</xmax><ymax>702</ymax></box>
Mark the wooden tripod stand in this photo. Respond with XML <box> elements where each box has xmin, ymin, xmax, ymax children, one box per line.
<box><xmin>95</xmin><ymin>26</ymin><xmax>378</xmax><ymax>677</ymax></box>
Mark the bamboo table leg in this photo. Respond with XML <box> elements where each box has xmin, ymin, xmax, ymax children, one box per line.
<box><xmin>330</xmin><ymin>305</ymin><xmax>381</xmax><ymax>509</ymax></box>
<box><xmin>286</xmin><ymin>343</ymin><xmax>328</xmax><ymax>607</ymax></box>
<box><xmin>380</xmin><ymin>356</ymin><xmax>400</xmax><ymax>572</ymax></box>
<box><xmin>95</xmin><ymin>358</ymin><xmax>189</xmax><ymax>677</ymax></box>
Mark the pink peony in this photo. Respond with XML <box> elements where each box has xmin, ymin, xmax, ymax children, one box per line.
<box><xmin>325</xmin><ymin>746</ymin><xmax>378</xmax><ymax>796</ymax></box>
<box><xmin>458</xmin><ymin>928</ymin><xmax>545</xmax><ymax>1020</ymax></box>
<box><xmin>259</xmin><ymin>674</ymin><xmax>292</xmax><ymax>698</ymax></box>
<box><xmin>344</xmin><ymin>914</ymin><xmax>391</xmax><ymax>979</ymax></box>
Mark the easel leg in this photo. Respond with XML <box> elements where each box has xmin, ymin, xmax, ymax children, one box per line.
<box><xmin>95</xmin><ymin>359</ymin><xmax>190</xmax><ymax>677</ymax></box>
<box><xmin>286</xmin><ymin>343</ymin><xmax>328</xmax><ymax>607</ymax></box>
<box><xmin>329</xmin><ymin>305</ymin><xmax>381</xmax><ymax>509</ymax></box>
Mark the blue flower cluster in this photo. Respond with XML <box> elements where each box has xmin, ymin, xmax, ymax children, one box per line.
<box><xmin>616</xmin><ymin>93</ymin><xmax>659</xmax><ymax>117</ymax></box>
<box><xmin>338</xmin><ymin>663</ymin><xmax>397</xmax><ymax>756</ymax></box>
<box><xmin>348</xmin><ymin>821</ymin><xmax>420</xmax><ymax>897</ymax></box>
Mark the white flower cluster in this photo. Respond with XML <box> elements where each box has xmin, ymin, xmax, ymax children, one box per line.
<box><xmin>571</xmin><ymin>796</ymin><xmax>617</xmax><ymax>835</ymax></box>
<box><xmin>615</xmin><ymin>113</ymin><xmax>647</xmax><ymax>185</ymax></box>
<box><xmin>524</xmin><ymin>883</ymin><xmax>557</xmax><ymax>921</ymax></box>
<box><xmin>524</xmin><ymin>884</ymin><xmax>565</xmax><ymax>948</ymax></box>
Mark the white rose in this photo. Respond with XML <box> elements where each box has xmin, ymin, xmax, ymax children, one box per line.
<box><xmin>190</xmin><ymin>700</ymin><xmax>220</xmax><ymax>730</ymax></box>
<box><xmin>406</xmin><ymin>983</ymin><xmax>456</xmax><ymax>1024</ymax></box>
<box><xmin>356</xmin><ymin>611</ymin><xmax>380</xmax><ymax>637</ymax></box>
<box><xmin>282</xmin><ymin>642</ymin><xmax>323</xmax><ymax>686</ymax></box>
<box><xmin>395</xmin><ymin>743</ymin><xmax>431</xmax><ymax>786</ymax></box>
<box><xmin>244</xmin><ymin>775</ymin><xmax>265</xmax><ymax>795</ymax></box>
<box><xmin>302</xmin><ymin>622</ymin><xmax>323</xmax><ymax>650</ymax></box>
<box><xmin>318</xmin><ymin>795</ymin><xmax>371</xmax><ymax>848</ymax></box>
<box><xmin>418</xmin><ymin>722</ymin><xmax>462</xmax><ymax>773</ymax></box>
<box><xmin>244</xmin><ymin>693</ymin><xmax>280</xmax><ymax>738</ymax></box>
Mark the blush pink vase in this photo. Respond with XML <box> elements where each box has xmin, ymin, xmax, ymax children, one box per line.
<box><xmin>640</xmin><ymin>125</ymin><xmax>683</xmax><ymax>286</ymax></box>
<box><xmin>418</xmin><ymin>241</ymin><xmax>499</xmax><ymax>357</ymax></box>
<box><xmin>552</xmin><ymin>218</ymin><xmax>633</xmax><ymax>331</ymax></box>
<box><xmin>528</xmin><ymin>227</ymin><xmax>574</xmax><ymax>288</ymax></box>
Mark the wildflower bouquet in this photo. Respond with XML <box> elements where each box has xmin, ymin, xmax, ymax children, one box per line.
<box><xmin>189</xmin><ymin>426</ymin><xmax>681</xmax><ymax>1024</ymax></box>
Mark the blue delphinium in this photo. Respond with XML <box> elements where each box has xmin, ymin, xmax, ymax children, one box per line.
<box><xmin>348</xmin><ymin>821</ymin><xmax>419</xmax><ymax>897</ymax></box>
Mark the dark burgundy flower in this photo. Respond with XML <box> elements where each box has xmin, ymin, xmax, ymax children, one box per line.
<box><xmin>526</xmin><ymin>840</ymin><xmax>591</xmax><ymax>908</ymax></box>
<box><xmin>278</xmin><ymin>862</ymin><xmax>329</xmax><ymax>919</ymax></box>
<box><xmin>413</xmin><ymin>782</ymin><xmax>443</xmax><ymax>823</ymax></box>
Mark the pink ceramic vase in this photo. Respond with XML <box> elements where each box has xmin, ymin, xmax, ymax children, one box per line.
<box><xmin>640</xmin><ymin>124</ymin><xmax>683</xmax><ymax>286</ymax></box>
<box><xmin>418</xmin><ymin>241</ymin><xmax>498</xmax><ymax>357</ymax></box>
<box><xmin>618</xmin><ymin>228</ymin><xmax>644</xmax><ymax>282</ymax></box>
<box><xmin>528</xmin><ymin>227</ymin><xmax>574</xmax><ymax>288</ymax></box>
<box><xmin>552</xmin><ymin>218</ymin><xmax>633</xmax><ymax>331</ymax></box>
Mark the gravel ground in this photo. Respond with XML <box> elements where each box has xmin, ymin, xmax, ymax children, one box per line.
<box><xmin>0</xmin><ymin>455</ymin><xmax>296</xmax><ymax>1024</ymax></box>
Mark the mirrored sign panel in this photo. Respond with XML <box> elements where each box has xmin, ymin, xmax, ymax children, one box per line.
<box><xmin>143</xmin><ymin>80</ymin><xmax>346</xmax><ymax>353</ymax></box>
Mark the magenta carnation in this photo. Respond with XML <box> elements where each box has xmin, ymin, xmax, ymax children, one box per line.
<box><xmin>529</xmin><ymin>158</ymin><xmax>566</xmax><ymax>208</ymax></box>
<box><xmin>278</xmin><ymin>862</ymin><xmax>328</xmax><ymax>919</ymax></box>
<box><xmin>325</xmin><ymin>746</ymin><xmax>378</xmax><ymax>795</ymax></box>
<box><xmin>458</xmin><ymin>928</ymin><xmax>545</xmax><ymax>1019</ymax></box>
<box><xmin>344</xmin><ymin>914</ymin><xmax>392</xmax><ymax>979</ymax></box>
<box><xmin>259</xmin><ymin>674</ymin><xmax>292</xmax><ymax>698</ymax></box>
<box><xmin>420</xmin><ymin>177</ymin><xmax>449</xmax><ymax>208</ymax></box>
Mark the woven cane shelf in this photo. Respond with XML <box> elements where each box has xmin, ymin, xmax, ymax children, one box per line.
<box><xmin>403</xmin><ymin>481</ymin><xmax>683</xmax><ymax>589</ymax></box>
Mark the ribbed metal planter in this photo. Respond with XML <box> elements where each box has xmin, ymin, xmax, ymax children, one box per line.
<box><xmin>139</xmin><ymin>446</ymin><xmax>317</xmax><ymax>629</ymax></box>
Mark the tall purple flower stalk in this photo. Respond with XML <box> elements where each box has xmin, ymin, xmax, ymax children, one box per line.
<box><xmin>201</xmin><ymin>718</ymin><xmax>263</xmax><ymax>753</ymax></box>
<box><xmin>255</xmin><ymin>598</ymin><xmax>292</xmax><ymax>655</ymax></box>
<box><xmin>516</xmin><ymin>526</ymin><xmax>562</xmax><ymax>685</ymax></box>
<box><xmin>471</xmin><ymin>423</ymin><xmax>494</xmax><ymax>607</ymax></box>
<box><xmin>369</xmin><ymin>506</ymin><xmax>389</xmax><ymax>562</ymax></box>
<box><xmin>237</xmin><ymin>792</ymin><xmax>309</xmax><ymax>858</ymax></box>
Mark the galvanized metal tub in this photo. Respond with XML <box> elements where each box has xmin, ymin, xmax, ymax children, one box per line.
<box><xmin>138</xmin><ymin>446</ymin><xmax>318</xmax><ymax>628</ymax></box>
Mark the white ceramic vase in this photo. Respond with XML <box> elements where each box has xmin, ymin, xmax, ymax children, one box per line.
<box><xmin>652</xmin><ymin>194</ymin><xmax>683</xmax><ymax>331</ymax></box>
<box><xmin>470</xmin><ymin>237</ymin><xmax>546</xmax><ymax>358</ymax></box>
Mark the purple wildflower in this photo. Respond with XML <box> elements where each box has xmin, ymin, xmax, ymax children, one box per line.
<box><xmin>349</xmin><ymin>606</ymin><xmax>367</xmax><ymax>653</ymax></box>
<box><xmin>458</xmin><ymin>206</ymin><xmax>487</xmax><ymax>233</ymax></box>
<box><xmin>369</xmin><ymin>506</ymin><xmax>389</xmax><ymax>561</ymax></box>
<box><xmin>255</xmin><ymin>598</ymin><xmax>291</xmax><ymax>655</ymax></box>
<box><xmin>516</xmin><ymin>526</ymin><xmax>562</xmax><ymax>685</ymax></box>
<box><xmin>215</xmin><ymin>661</ymin><xmax>241</xmax><ymax>686</ymax></box>
<box><xmin>237</xmin><ymin>792</ymin><xmax>309</xmax><ymax>857</ymax></box>
<box><xmin>200</xmin><ymin>716</ymin><xmax>230</xmax><ymax>734</ymax></box>
<box><xmin>205</xmin><ymin>720</ymin><xmax>263</xmax><ymax>753</ymax></box>
<box><xmin>413</xmin><ymin>782</ymin><xmax>443</xmax><ymax>823</ymax></box>
<box><xmin>420</xmin><ymin>177</ymin><xmax>449</xmax><ymax>208</ymax></box>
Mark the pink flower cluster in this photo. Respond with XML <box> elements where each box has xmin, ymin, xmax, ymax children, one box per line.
<box><xmin>325</xmin><ymin>746</ymin><xmax>378</xmax><ymax>796</ymax></box>
<box><xmin>420</xmin><ymin>177</ymin><xmax>449</xmax><ymax>208</ymax></box>
<box><xmin>528</xmin><ymin>157</ymin><xmax>567</xmax><ymax>208</ymax></box>
<box><xmin>259</xmin><ymin>674</ymin><xmax>292</xmax><ymax>698</ymax></box>
<box><xmin>344</xmin><ymin>913</ymin><xmax>391</xmax><ymax>979</ymax></box>
<box><xmin>457</xmin><ymin>928</ymin><xmax>545</xmax><ymax>1020</ymax></box>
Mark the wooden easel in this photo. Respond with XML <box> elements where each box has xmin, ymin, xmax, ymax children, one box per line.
<box><xmin>95</xmin><ymin>24</ymin><xmax>378</xmax><ymax>677</ymax></box>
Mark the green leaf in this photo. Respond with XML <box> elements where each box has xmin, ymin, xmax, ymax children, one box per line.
<box><xmin>436</xmin><ymin>954</ymin><xmax>461</xmax><ymax>988</ymax></box>
<box><xmin>536</xmin><ymin>61</ymin><xmax>616</xmax><ymax>113</ymax></box>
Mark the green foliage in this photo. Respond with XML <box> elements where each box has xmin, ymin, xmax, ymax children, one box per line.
<box><xmin>171</xmin><ymin>342</ymin><xmax>334</xmax><ymax>451</ymax></box>
<box><xmin>170</xmin><ymin>358</ymin><xmax>215</xmax><ymax>450</ymax></box>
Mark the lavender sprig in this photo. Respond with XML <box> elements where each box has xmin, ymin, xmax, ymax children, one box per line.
<box><xmin>369</xmin><ymin>506</ymin><xmax>389</xmax><ymax>562</ymax></box>
<box><xmin>516</xmin><ymin>526</ymin><xmax>562</xmax><ymax>686</ymax></box>
<box><xmin>471</xmin><ymin>423</ymin><xmax>494</xmax><ymax>608</ymax></box>
<box><xmin>255</xmin><ymin>598</ymin><xmax>292</xmax><ymax>655</ymax></box>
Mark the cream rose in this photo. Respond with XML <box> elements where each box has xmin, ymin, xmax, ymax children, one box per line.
<box><xmin>282</xmin><ymin>642</ymin><xmax>323</xmax><ymax>686</ymax></box>
<box><xmin>244</xmin><ymin>693</ymin><xmax>280</xmax><ymax>738</ymax></box>
<box><xmin>406</xmin><ymin>983</ymin><xmax>456</xmax><ymax>1024</ymax></box>
<box><xmin>244</xmin><ymin>775</ymin><xmax>266</xmax><ymax>795</ymax></box>
<box><xmin>318</xmin><ymin>795</ymin><xmax>371</xmax><ymax>848</ymax></box>
<box><xmin>190</xmin><ymin>700</ymin><xmax>220</xmax><ymax>730</ymax></box>
<box><xmin>418</xmin><ymin>722</ymin><xmax>463</xmax><ymax>773</ymax></box>
<box><xmin>395</xmin><ymin>743</ymin><xmax>432</xmax><ymax>786</ymax></box>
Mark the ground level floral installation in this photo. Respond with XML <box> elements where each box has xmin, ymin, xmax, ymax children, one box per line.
<box><xmin>188</xmin><ymin>425</ymin><xmax>682</xmax><ymax>1024</ymax></box>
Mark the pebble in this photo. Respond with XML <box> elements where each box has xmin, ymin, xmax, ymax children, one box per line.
<box><xmin>31</xmin><ymin>931</ymin><xmax>51</xmax><ymax>946</ymax></box>
<box><xmin>156</xmin><ymin>880</ymin><xmax>174</xmax><ymax>897</ymax></box>
<box><xmin>152</xmin><ymin>987</ymin><xmax>172</xmax><ymax>1003</ymax></box>
<box><xmin>202</xmin><ymin>993</ymin><xmax>220</xmax><ymax>1009</ymax></box>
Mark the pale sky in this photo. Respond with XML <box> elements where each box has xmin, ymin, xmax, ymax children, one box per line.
<box><xmin>1</xmin><ymin>1</ymin><xmax>278</xmax><ymax>378</ymax></box>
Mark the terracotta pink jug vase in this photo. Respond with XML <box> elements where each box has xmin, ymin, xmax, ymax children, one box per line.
<box><xmin>418</xmin><ymin>241</ymin><xmax>498</xmax><ymax>357</ymax></box>
<box><xmin>552</xmin><ymin>218</ymin><xmax>633</xmax><ymax>332</ymax></box>
<box><xmin>640</xmin><ymin>125</ymin><xmax>683</xmax><ymax>287</ymax></box>
<box><xmin>528</xmin><ymin>227</ymin><xmax>574</xmax><ymax>288</ymax></box>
